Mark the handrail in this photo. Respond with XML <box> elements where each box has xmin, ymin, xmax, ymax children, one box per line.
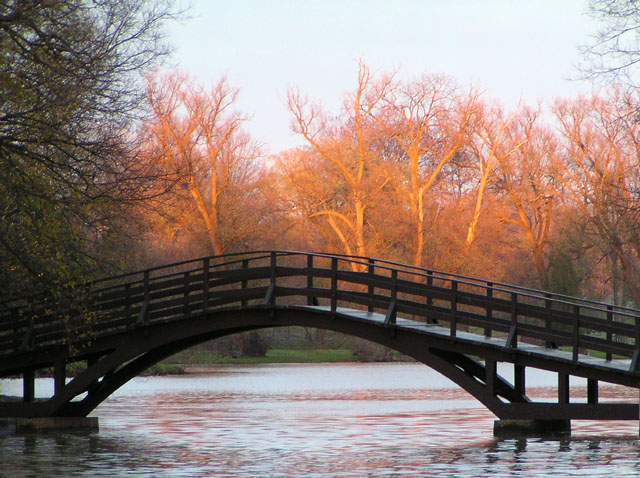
<box><xmin>3</xmin><ymin>250</ymin><xmax>638</xmax><ymax>317</ymax></box>
<box><xmin>85</xmin><ymin>250</ymin><xmax>639</xmax><ymax>315</ymax></box>
<box><xmin>1</xmin><ymin>250</ymin><xmax>639</xmax><ymax>372</ymax></box>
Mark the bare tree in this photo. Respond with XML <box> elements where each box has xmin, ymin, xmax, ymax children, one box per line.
<box><xmin>0</xmin><ymin>0</ymin><xmax>180</xmax><ymax>300</ymax></box>
<box><xmin>378</xmin><ymin>75</ymin><xmax>479</xmax><ymax>267</ymax></box>
<box><xmin>492</xmin><ymin>106</ymin><xmax>559</xmax><ymax>285</ymax></box>
<box><xmin>579</xmin><ymin>0</ymin><xmax>640</xmax><ymax>86</ymax></box>
<box><xmin>144</xmin><ymin>71</ymin><xmax>263</xmax><ymax>257</ymax></box>
<box><xmin>553</xmin><ymin>89</ymin><xmax>640</xmax><ymax>305</ymax></box>
<box><xmin>285</xmin><ymin>62</ymin><xmax>395</xmax><ymax>266</ymax></box>
<box><xmin>465</xmin><ymin>103</ymin><xmax>528</xmax><ymax>247</ymax></box>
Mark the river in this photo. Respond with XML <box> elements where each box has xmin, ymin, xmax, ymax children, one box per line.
<box><xmin>1</xmin><ymin>362</ymin><xmax>640</xmax><ymax>477</ymax></box>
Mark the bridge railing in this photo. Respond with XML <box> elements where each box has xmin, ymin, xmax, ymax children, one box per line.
<box><xmin>1</xmin><ymin>251</ymin><xmax>639</xmax><ymax>371</ymax></box>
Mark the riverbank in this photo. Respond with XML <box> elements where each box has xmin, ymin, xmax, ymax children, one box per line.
<box><xmin>27</xmin><ymin>348</ymin><xmax>396</xmax><ymax>378</ymax></box>
<box><xmin>164</xmin><ymin>348</ymin><xmax>359</xmax><ymax>366</ymax></box>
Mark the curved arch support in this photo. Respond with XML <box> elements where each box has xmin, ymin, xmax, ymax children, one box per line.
<box><xmin>48</xmin><ymin>306</ymin><xmax>525</xmax><ymax>418</ymax></box>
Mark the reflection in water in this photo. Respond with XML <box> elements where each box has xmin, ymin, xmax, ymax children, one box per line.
<box><xmin>1</xmin><ymin>363</ymin><xmax>640</xmax><ymax>477</ymax></box>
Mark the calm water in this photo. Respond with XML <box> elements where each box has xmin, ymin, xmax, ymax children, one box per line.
<box><xmin>1</xmin><ymin>362</ymin><xmax>640</xmax><ymax>477</ymax></box>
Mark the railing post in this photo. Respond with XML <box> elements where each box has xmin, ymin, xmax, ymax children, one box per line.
<box><xmin>143</xmin><ymin>269</ymin><xmax>150</xmax><ymax>320</ymax></box>
<box><xmin>426</xmin><ymin>270</ymin><xmax>435</xmax><ymax>324</ymax></box>
<box><xmin>385</xmin><ymin>269</ymin><xmax>398</xmax><ymax>325</ymax></box>
<box><xmin>183</xmin><ymin>270</ymin><xmax>191</xmax><ymax>317</ymax></box>
<box><xmin>573</xmin><ymin>304</ymin><xmax>580</xmax><ymax>362</ymax></box>
<box><xmin>242</xmin><ymin>259</ymin><xmax>249</xmax><ymax>308</ymax></box>
<box><xmin>606</xmin><ymin>305</ymin><xmax>613</xmax><ymax>361</ymax></box>
<box><xmin>484</xmin><ymin>282</ymin><xmax>493</xmax><ymax>338</ymax></box>
<box><xmin>307</xmin><ymin>255</ymin><xmax>314</xmax><ymax>306</ymax></box>
<box><xmin>367</xmin><ymin>258</ymin><xmax>375</xmax><ymax>313</ymax></box>
<box><xmin>331</xmin><ymin>257</ymin><xmax>338</xmax><ymax>314</ymax></box>
<box><xmin>11</xmin><ymin>308</ymin><xmax>19</xmax><ymax>352</ymax></box>
<box><xmin>264</xmin><ymin>252</ymin><xmax>277</xmax><ymax>306</ymax></box>
<box><xmin>632</xmin><ymin>315</ymin><xmax>640</xmax><ymax>372</ymax></box>
<box><xmin>545</xmin><ymin>293</ymin><xmax>553</xmax><ymax>348</ymax></box>
<box><xmin>203</xmin><ymin>257</ymin><xmax>210</xmax><ymax>312</ymax></box>
<box><xmin>506</xmin><ymin>293</ymin><xmax>518</xmax><ymax>348</ymax></box>
<box><xmin>450</xmin><ymin>280</ymin><xmax>458</xmax><ymax>338</ymax></box>
<box><xmin>124</xmin><ymin>283</ymin><xmax>132</xmax><ymax>325</ymax></box>
<box><xmin>270</xmin><ymin>251</ymin><xmax>277</xmax><ymax>285</ymax></box>
<box><xmin>391</xmin><ymin>269</ymin><xmax>397</xmax><ymax>304</ymax></box>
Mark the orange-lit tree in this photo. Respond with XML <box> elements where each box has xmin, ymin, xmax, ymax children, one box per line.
<box><xmin>492</xmin><ymin>106</ymin><xmax>559</xmax><ymax>286</ymax></box>
<box><xmin>553</xmin><ymin>90</ymin><xmax>640</xmax><ymax>305</ymax></box>
<box><xmin>144</xmin><ymin>71</ymin><xmax>263</xmax><ymax>257</ymax></box>
<box><xmin>284</xmin><ymin>62</ymin><xmax>395</xmax><ymax>266</ymax></box>
<box><xmin>377</xmin><ymin>74</ymin><xmax>479</xmax><ymax>267</ymax></box>
<box><xmin>465</xmin><ymin>102</ymin><xmax>529</xmax><ymax>247</ymax></box>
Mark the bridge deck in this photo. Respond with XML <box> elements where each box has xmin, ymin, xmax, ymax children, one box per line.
<box><xmin>307</xmin><ymin>305</ymin><xmax>634</xmax><ymax>375</ymax></box>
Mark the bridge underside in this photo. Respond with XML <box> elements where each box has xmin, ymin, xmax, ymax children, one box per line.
<box><xmin>1</xmin><ymin>305</ymin><xmax>638</xmax><ymax>435</ymax></box>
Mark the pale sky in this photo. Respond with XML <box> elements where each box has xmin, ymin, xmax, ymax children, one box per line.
<box><xmin>165</xmin><ymin>0</ymin><xmax>597</xmax><ymax>154</ymax></box>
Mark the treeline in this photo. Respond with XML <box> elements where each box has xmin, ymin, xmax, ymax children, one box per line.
<box><xmin>2</xmin><ymin>2</ymin><xmax>638</xmax><ymax>312</ymax></box>
<box><xmin>132</xmin><ymin>63</ymin><xmax>640</xmax><ymax>308</ymax></box>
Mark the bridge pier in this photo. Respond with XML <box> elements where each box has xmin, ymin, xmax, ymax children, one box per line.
<box><xmin>493</xmin><ymin>419</ymin><xmax>571</xmax><ymax>437</ymax></box>
<box><xmin>14</xmin><ymin>417</ymin><xmax>99</xmax><ymax>433</ymax></box>
<box><xmin>23</xmin><ymin>369</ymin><xmax>35</xmax><ymax>403</ymax></box>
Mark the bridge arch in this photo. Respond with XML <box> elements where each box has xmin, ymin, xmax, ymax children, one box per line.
<box><xmin>55</xmin><ymin>305</ymin><xmax>526</xmax><ymax>418</ymax></box>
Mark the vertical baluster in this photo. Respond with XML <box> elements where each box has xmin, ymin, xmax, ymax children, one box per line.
<box><xmin>143</xmin><ymin>269</ymin><xmax>150</xmax><ymax>322</ymax></box>
<box><xmin>633</xmin><ymin>314</ymin><xmax>640</xmax><ymax>371</ymax></box>
<box><xmin>426</xmin><ymin>270</ymin><xmax>435</xmax><ymax>324</ymax></box>
<box><xmin>307</xmin><ymin>255</ymin><xmax>314</xmax><ymax>306</ymax></box>
<box><xmin>386</xmin><ymin>269</ymin><xmax>397</xmax><ymax>326</ymax></box>
<box><xmin>241</xmin><ymin>259</ymin><xmax>249</xmax><ymax>308</ymax></box>
<box><xmin>12</xmin><ymin>308</ymin><xmax>19</xmax><ymax>352</ymax></box>
<box><xmin>573</xmin><ymin>304</ymin><xmax>580</xmax><ymax>362</ymax></box>
<box><xmin>124</xmin><ymin>283</ymin><xmax>132</xmax><ymax>325</ymax></box>
<box><xmin>266</xmin><ymin>251</ymin><xmax>277</xmax><ymax>306</ymax></box>
<box><xmin>484</xmin><ymin>282</ymin><xmax>493</xmax><ymax>338</ymax></box>
<box><xmin>183</xmin><ymin>270</ymin><xmax>190</xmax><ymax>317</ymax></box>
<box><xmin>270</xmin><ymin>251</ymin><xmax>277</xmax><ymax>285</ymax></box>
<box><xmin>635</xmin><ymin>314</ymin><xmax>640</xmax><ymax>356</ymax></box>
<box><xmin>606</xmin><ymin>305</ymin><xmax>613</xmax><ymax>361</ymax></box>
<box><xmin>506</xmin><ymin>293</ymin><xmax>518</xmax><ymax>348</ymax></box>
<box><xmin>368</xmin><ymin>259</ymin><xmax>375</xmax><ymax>313</ymax></box>
<box><xmin>450</xmin><ymin>280</ymin><xmax>458</xmax><ymax>338</ymax></box>
<box><xmin>203</xmin><ymin>257</ymin><xmax>210</xmax><ymax>312</ymax></box>
<box><xmin>331</xmin><ymin>257</ymin><xmax>338</xmax><ymax>314</ymax></box>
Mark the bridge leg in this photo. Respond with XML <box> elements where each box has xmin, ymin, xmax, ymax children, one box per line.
<box><xmin>23</xmin><ymin>369</ymin><xmax>35</xmax><ymax>403</ymax></box>
<box><xmin>514</xmin><ymin>364</ymin><xmax>525</xmax><ymax>397</ymax></box>
<box><xmin>587</xmin><ymin>379</ymin><xmax>598</xmax><ymax>404</ymax></box>
<box><xmin>54</xmin><ymin>359</ymin><xmax>66</xmax><ymax>395</ymax></box>
<box><xmin>494</xmin><ymin>419</ymin><xmax>571</xmax><ymax>437</ymax></box>
<box><xmin>558</xmin><ymin>373</ymin><xmax>570</xmax><ymax>404</ymax></box>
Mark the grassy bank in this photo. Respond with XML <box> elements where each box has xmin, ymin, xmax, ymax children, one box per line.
<box><xmin>164</xmin><ymin>348</ymin><xmax>359</xmax><ymax>365</ymax></box>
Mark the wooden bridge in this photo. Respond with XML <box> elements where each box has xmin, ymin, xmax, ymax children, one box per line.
<box><xmin>1</xmin><ymin>251</ymin><xmax>639</xmax><ymax>435</ymax></box>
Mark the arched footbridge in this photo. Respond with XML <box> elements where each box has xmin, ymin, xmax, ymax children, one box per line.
<box><xmin>1</xmin><ymin>251</ymin><xmax>639</xmax><ymax>434</ymax></box>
